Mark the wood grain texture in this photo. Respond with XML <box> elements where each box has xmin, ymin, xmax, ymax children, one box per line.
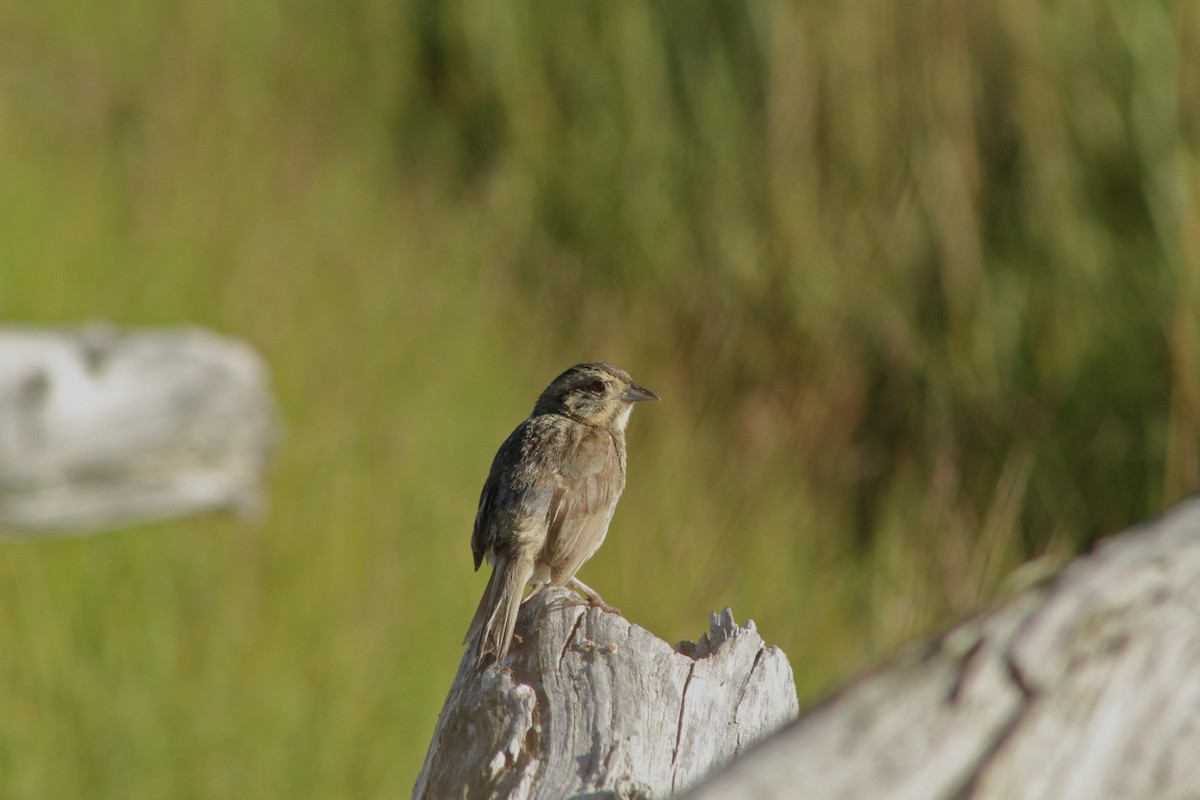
<box><xmin>414</xmin><ymin>588</ymin><xmax>799</xmax><ymax>799</ymax></box>
<box><xmin>0</xmin><ymin>324</ymin><xmax>276</xmax><ymax>536</ymax></box>
<box><xmin>684</xmin><ymin>497</ymin><xmax>1200</xmax><ymax>800</ymax></box>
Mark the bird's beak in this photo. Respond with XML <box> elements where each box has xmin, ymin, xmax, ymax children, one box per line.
<box><xmin>623</xmin><ymin>382</ymin><xmax>660</xmax><ymax>403</ymax></box>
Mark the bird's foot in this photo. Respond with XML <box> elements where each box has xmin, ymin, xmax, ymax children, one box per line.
<box><xmin>584</xmin><ymin>594</ymin><xmax>621</xmax><ymax>615</ymax></box>
<box><xmin>568</xmin><ymin>577</ymin><xmax>621</xmax><ymax>615</ymax></box>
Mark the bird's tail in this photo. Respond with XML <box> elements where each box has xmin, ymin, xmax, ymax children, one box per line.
<box><xmin>463</xmin><ymin>557</ymin><xmax>533</xmax><ymax>665</ymax></box>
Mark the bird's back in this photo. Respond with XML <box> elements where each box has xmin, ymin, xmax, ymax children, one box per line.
<box><xmin>472</xmin><ymin>412</ymin><xmax>625</xmax><ymax>585</ymax></box>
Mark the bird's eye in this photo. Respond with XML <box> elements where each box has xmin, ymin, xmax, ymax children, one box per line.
<box><xmin>588</xmin><ymin>379</ymin><xmax>606</xmax><ymax>394</ymax></box>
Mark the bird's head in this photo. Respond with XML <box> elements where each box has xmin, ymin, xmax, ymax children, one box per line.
<box><xmin>533</xmin><ymin>362</ymin><xmax>659</xmax><ymax>430</ymax></box>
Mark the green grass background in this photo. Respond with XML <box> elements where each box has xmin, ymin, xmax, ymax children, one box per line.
<box><xmin>1</xmin><ymin>0</ymin><xmax>1198</xmax><ymax>795</ymax></box>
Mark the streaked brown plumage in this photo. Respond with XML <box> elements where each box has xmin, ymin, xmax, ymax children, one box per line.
<box><xmin>463</xmin><ymin>362</ymin><xmax>659</xmax><ymax>665</ymax></box>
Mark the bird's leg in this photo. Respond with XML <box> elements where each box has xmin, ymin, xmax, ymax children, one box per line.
<box><xmin>568</xmin><ymin>577</ymin><xmax>621</xmax><ymax>615</ymax></box>
<box><xmin>522</xmin><ymin>581</ymin><xmax>549</xmax><ymax>604</ymax></box>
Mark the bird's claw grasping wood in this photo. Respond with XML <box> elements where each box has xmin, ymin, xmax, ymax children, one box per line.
<box><xmin>569</xmin><ymin>576</ymin><xmax>622</xmax><ymax>615</ymax></box>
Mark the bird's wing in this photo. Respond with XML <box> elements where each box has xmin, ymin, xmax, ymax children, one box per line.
<box><xmin>472</xmin><ymin>420</ymin><xmax>556</xmax><ymax>569</ymax></box>
<box><xmin>471</xmin><ymin>479</ymin><xmax>493</xmax><ymax>571</ymax></box>
<box><xmin>543</xmin><ymin>430</ymin><xmax>623</xmax><ymax>585</ymax></box>
<box><xmin>472</xmin><ymin>424</ymin><xmax>522</xmax><ymax>570</ymax></box>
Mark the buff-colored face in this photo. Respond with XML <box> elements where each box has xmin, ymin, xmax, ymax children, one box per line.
<box><xmin>534</xmin><ymin>363</ymin><xmax>659</xmax><ymax>428</ymax></box>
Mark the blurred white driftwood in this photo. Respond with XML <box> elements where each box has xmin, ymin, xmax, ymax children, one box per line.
<box><xmin>683</xmin><ymin>497</ymin><xmax>1200</xmax><ymax>800</ymax></box>
<box><xmin>413</xmin><ymin>588</ymin><xmax>799</xmax><ymax>799</ymax></box>
<box><xmin>0</xmin><ymin>324</ymin><xmax>276</xmax><ymax>537</ymax></box>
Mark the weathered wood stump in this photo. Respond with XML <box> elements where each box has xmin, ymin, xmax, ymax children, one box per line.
<box><xmin>419</xmin><ymin>499</ymin><xmax>1200</xmax><ymax>798</ymax></box>
<box><xmin>413</xmin><ymin>589</ymin><xmax>800</xmax><ymax>799</ymax></box>
<box><xmin>0</xmin><ymin>324</ymin><xmax>276</xmax><ymax>536</ymax></box>
<box><xmin>684</xmin><ymin>497</ymin><xmax>1200</xmax><ymax>799</ymax></box>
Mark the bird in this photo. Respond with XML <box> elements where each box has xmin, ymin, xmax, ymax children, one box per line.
<box><xmin>463</xmin><ymin>362</ymin><xmax>659</xmax><ymax>666</ymax></box>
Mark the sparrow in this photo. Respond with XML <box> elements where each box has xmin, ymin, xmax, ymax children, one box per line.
<box><xmin>463</xmin><ymin>362</ymin><xmax>659</xmax><ymax>665</ymax></box>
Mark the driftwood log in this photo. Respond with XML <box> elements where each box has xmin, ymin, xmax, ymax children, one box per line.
<box><xmin>0</xmin><ymin>324</ymin><xmax>276</xmax><ymax>537</ymax></box>
<box><xmin>684</xmin><ymin>496</ymin><xmax>1200</xmax><ymax>799</ymax></box>
<box><xmin>419</xmin><ymin>498</ymin><xmax>1200</xmax><ymax>798</ymax></box>
<box><xmin>413</xmin><ymin>589</ymin><xmax>800</xmax><ymax>799</ymax></box>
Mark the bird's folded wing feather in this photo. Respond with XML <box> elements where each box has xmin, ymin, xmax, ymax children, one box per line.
<box><xmin>472</xmin><ymin>420</ymin><xmax>556</xmax><ymax>568</ymax></box>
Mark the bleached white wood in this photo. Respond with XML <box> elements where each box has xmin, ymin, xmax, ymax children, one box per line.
<box><xmin>0</xmin><ymin>324</ymin><xmax>276</xmax><ymax>536</ymax></box>
<box><xmin>683</xmin><ymin>497</ymin><xmax>1200</xmax><ymax>800</ymax></box>
<box><xmin>413</xmin><ymin>589</ymin><xmax>800</xmax><ymax>799</ymax></box>
<box><xmin>419</xmin><ymin>500</ymin><xmax>1200</xmax><ymax>799</ymax></box>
